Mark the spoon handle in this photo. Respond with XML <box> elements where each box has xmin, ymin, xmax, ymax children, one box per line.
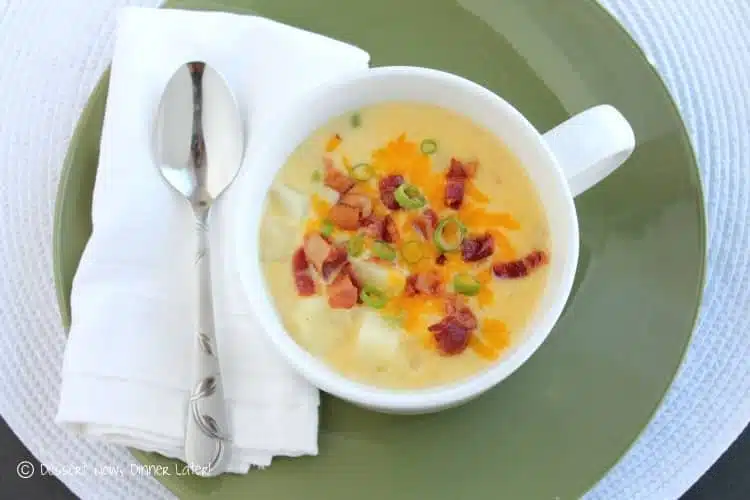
<box><xmin>185</xmin><ymin>207</ymin><xmax>230</xmax><ymax>476</ymax></box>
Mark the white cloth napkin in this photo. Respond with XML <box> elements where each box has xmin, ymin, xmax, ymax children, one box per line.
<box><xmin>55</xmin><ymin>6</ymin><xmax>370</xmax><ymax>473</ymax></box>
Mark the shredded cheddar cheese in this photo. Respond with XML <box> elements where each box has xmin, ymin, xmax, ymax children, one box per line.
<box><xmin>386</xmin><ymin>272</ymin><xmax>406</xmax><ymax>294</ymax></box>
<box><xmin>465</xmin><ymin>181</ymin><xmax>489</xmax><ymax>204</ymax></box>
<box><xmin>304</xmin><ymin>218</ymin><xmax>321</xmax><ymax>234</ymax></box>
<box><xmin>476</xmin><ymin>269</ymin><xmax>495</xmax><ymax>307</ymax></box>
<box><xmin>469</xmin><ymin>335</ymin><xmax>499</xmax><ymax>360</ymax></box>
<box><xmin>481</xmin><ymin>319</ymin><xmax>510</xmax><ymax>350</ymax></box>
<box><xmin>372</xmin><ymin>134</ymin><xmax>422</xmax><ymax>176</ymax></box>
<box><xmin>370</xmin><ymin>134</ymin><xmax>445</xmax><ymax>207</ymax></box>
<box><xmin>311</xmin><ymin>194</ymin><xmax>331</xmax><ymax>219</ymax></box>
<box><xmin>477</xmin><ymin>287</ymin><xmax>494</xmax><ymax>308</ymax></box>
<box><xmin>325</xmin><ymin>134</ymin><xmax>343</xmax><ymax>152</ymax></box>
<box><xmin>460</xmin><ymin>206</ymin><xmax>520</xmax><ymax>230</ymax></box>
<box><xmin>488</xmin><ymin>229</ymin><xmax>516</xmax><ymax>260</ymax></box>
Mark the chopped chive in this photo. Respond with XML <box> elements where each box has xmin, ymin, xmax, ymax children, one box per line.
<box><xmin>433</xmin><ymin>216</ymin><xmax>467</xmax><ymax>253</ymax></box>
<box><xmin>453</xmin><ymin>273</ymin><xmax>481</xmax><ymax>296</ymax></box>
<box><xmin>420</xmin><ymin>139</ymin><xmax>438</xmax><ymax>155</ymax></box>
<box><xmin>320</xmin><ymin>219</ymin><xmax>334</xmax><ymax>237</ymax></box>
<box><xmin>351</xmin><ymin>163</ymin><xmax>374</xmax><ymax>181</ymax></box>
<box><xmin>347</xmin><ymin>234</ymin><xmax>365</xmax><ymax>257</ymax></box>
<box><xmin>350</xmin><ymin>112</ymin><xmax>362</xmax><ymax>128</ymax></box>
<box><xmin>360</xmin><ymin>284</ymin><xmax>388</xmax><ymax>309</ymax></box>
<box><xmin>311</xmin><ymin>170</ymin><xmax>322</xmax><ymax>182</ymax></box>
<box><xmin>394</xmin><ymin>183</ymin><xmax>426</xmax><ymax>209</ymax></box>
<box><xmin>372</xmin><ymin>241</ymin><xmax>397</xmax><ymax>261</ymax></box>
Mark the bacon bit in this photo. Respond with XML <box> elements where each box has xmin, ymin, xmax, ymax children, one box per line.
<box><xmin>327</xmin><ymin>270</ymin><xmax>358</xmax><ymax>309</ymax></box>
<box><xmin>445</xmin><ymin>179</ymin><xmax>465</xmax><ymax>209</ymax></box>
<box><xmin>430</xmin><ymin>288</ymin><xmax>480</xmax><ymax>354</ymax></box>
<box><xmin>445</xmin><ymin>294</ymin><xmax>478</xmax><ymax>330</ymax></box>
<box><xmin>455</xmin><ymin>308</ymin><xmax>478</xmax><ymax>331</ymax></box>
<box><xmin>379</xmin><ymin>174</ymin><xmax>405</xmax><ymax>210</ymax></box>
<box><xmin>383</xmin><ymin>214</ymin><xmax>400</xmax><ymax>244</ymax></box>
<box><xmin>404</xmin><ymin>274</ymin><xmax>418</xmax><ymax>296</ymax></box>
<box><xmin>404</xmin><ymin>270</ymin><xmax>444</xmax><ymax>297</ymax></box>
<box><xmin>325</xmin><ymin>133</ymin><xmax>343</xmax><ymax>153</ymax></box>
<box><xmin>461</xmin><ymin>232</ymin><xmax>495</xmax><ymax>262</ymax></box>
<box><xmin>435</xmin><ymin>254</ymin><xmax>447</xmax><ymax>265</ymax></box>
<box><xmin>321</xmin><ymin>246</ymin><xmax>348</xmax><ymax>281</ymax></box>
<box><xmin>413</xmin><ymin>218</ymin><xmax>430</xmax><ymax>239</ymax></box>
<box><xmin>340</xmin><ymin>193</ymin><xmax>373</xmax><ymax>218</ymax></box>
<box><xmin>413</xmin><ymin>208</ymin><xmax>439</xmax><ymax>239</ymax></box>
<box><xmin>445</xmin><ymin>293</ymin><xmax>466</xmax><ymax>315</ymax></box>
<box><xmin>327</xmin><ymin>203</ymin><xmax>360</xmax><ymax>230</ymax></box>
<box><xmin>416</xmin><ymin>271</ymin><xmax>444</xmax><ymax>295</ymax></box>
<box><xmin>360</xmin><ymin>215</ymin><xmax>385</xmax><ymax>239</ymax></box>
<box><xmin>292</xmin><ymin>246</ymin><xmax>309</xmax><ymax>273</ymax></box>
<box><xmin>444</xmin><ymin>158</ymin><xmax>476</xmax><ymax>209</ymax></box>
<box><xmin>493</xmin><ymin>250</ymin><xmax>549</xmax><ymax>279</ymax></box>
<box><xmin>424</xmin><ymin>208</ymin><xmax>439</xmax><ymax>227</ymax></box>
<box><xmin>303</xmin><ymin>233</ymin><xmax>349</xmax><ymax>282</ymax></box>
<box><xmin>446</xmin><ymin>158</ymin><xmax>476</xmax><ymax>180</ymax></box>
<box><xmin>303</xmin><ymin>233</ymin><xmax>331</xmax><ymax>273</ymax></box>
<box><xmin>294</xmin><ymin>273</ymin><xmax>316</xmax><ymax>296</ymax></box>
<box><xmin>492</xmin><ymin>260</ymin><xmax>527</xmax><ymax>279</ymax></box>
<box><xmin>341</xmin><ymin>262</ymin><xmax>363</xmax><ymax>290</ymax></box>
<box><xmin>428</xmin><ymin>316</ymin><xmax>472</xmax><ymax>355</ymax></box>
<box><xmin>446</xmin><ymin>160</ymin><xmax>467</xmax><ymax>179</ymax></box>
<box><xmin>292</xmin><ymin>247</ymin><xmax>316</xmax><ymax>296</ymax></box>
<box><xmin>525</xmin><ymin>249</ymin><xmax>548</xmax><ymax>268</ymax></box>
<box><xmin>323</xmin><ymin>160</ymin><xmax>355</xmax><ymax>194</ymax></box>
<box><xmin>338</xmin><ymin>262</ymin><xmax>363</xmax><ymax>304</ymax></box>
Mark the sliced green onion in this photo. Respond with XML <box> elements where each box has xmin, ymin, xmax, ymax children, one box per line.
<box><xmin>401</xmin><ymin>240</ymin><xmax>424</xmax><ymax>264</ymax></box>
<box><xmin>394</xmin><ymin>183</ymin><xmax>427</xmax><ymax>209</ymax></box>
<box><xmin>420</xmin><ymin>139</ymin><xmax>438</xmax><ymax>155</ymax></box>
<box><xmin>346</xmin><ymin>234</ymin><xmax>365</xmax><ymax>257</ymax></box>
<box><xmin>453</xmin><ymin>273</ymin><xmax>481</xmax><ymax>296</ymax></box>
<box><xmin>320</xmin><ymin>219</ymin><xmax>334</xmax><ymax>237</ymax></box>
<box><xmin>350</xmin><ymin>112</ymin><xmax>362</xmax><ymax>128</ymax></box>
<box><xmin>351</xmin><ymin>163</ymin><xmax>374</xmax><ymax>181</ymax></box>
<box><xmin>311</xmin><ymin>169</ymin><xmax>322</xmax><ymax>182</ymax></box>
<box><xmin>360</xmin><ymin>284</ymin><xmax>388</xmax><ymax>309</ymax></box>
<box><xmin>372</xmin><ymin>240</ymin><xmax>397</xmax><ymax>261</ymax></box>
<box><xmin>433</xmin><ymin>216</ymin><xmax>467</xmax><ymax>252</ymax></box>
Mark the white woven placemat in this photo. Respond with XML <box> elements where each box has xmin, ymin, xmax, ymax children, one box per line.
<box><xmin>0</xmin><ymin>0</ymin><xmax>747</xmax><ymax>498</ymax></box>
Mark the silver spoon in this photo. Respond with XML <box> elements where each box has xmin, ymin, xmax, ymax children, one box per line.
<box><xmin>153</xmin><ymin>61</ymin><xmax>245</xmax><ymax>477</ymax></box>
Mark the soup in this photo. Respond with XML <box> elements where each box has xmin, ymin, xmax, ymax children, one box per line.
<box><xmin>260</xmin><ymin>102</ymin><xmax>550</xmax><ymax>389</ymax></box>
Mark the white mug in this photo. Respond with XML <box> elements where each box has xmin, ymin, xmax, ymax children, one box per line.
<box><xmin>235</xmin><ymin>66</ymin><xmax>635</xmax><ymax>414</ymax></box>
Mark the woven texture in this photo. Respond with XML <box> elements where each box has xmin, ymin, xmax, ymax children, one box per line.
<box><xmin>0</xmin><ymin>0</ymin><xmax>747</xmax><ymax>498</ymax></box>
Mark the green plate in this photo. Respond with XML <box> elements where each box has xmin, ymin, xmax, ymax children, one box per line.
<box><xmin>53</xmin><ymin>0</ymin><xmax>706</xmax><ymax>498</ymax></box>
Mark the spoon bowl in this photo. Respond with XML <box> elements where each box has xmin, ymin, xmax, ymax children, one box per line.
<box><xmin>154</xmin><ymin>62</ymin><xmax>244</xmax><ymax>203</ymax></box>
<box><xmin>153</xmin><ymin>61</ymin><xmax>245</xmax><ymax>477</ymax></box>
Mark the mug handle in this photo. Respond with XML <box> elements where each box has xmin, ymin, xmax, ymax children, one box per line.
<box><xmin>542</xmin><ymin>105</ymin><xmax>635</xmax><ymax>197</ymax></box>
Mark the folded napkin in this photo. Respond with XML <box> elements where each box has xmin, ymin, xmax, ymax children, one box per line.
<box><xmin>55</xmin><ymin>6</ymin><xmax>370</xmax><ymax>472</ymax></box>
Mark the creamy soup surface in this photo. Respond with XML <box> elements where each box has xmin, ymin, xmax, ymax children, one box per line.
<box><xmin>260</xmin><ymin>102</ymin><xmax>550</xmax><ymax>390</ymax></box>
